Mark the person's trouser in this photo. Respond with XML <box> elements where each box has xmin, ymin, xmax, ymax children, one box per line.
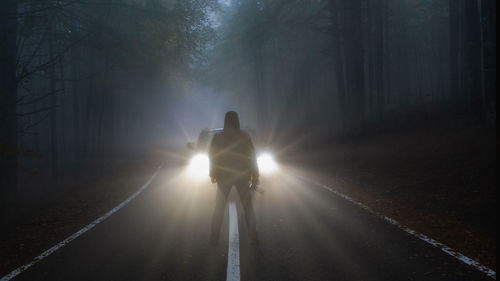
<box><xmin>210</xmin><ymin>179</ymin><xmax>257</xmax><ymax>240</ymax></box>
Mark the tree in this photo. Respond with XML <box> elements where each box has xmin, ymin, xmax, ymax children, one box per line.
<box><xmin>0</xmin><ymin>0</ymin><xmax>19</xmax><ymax>210</ymax></box>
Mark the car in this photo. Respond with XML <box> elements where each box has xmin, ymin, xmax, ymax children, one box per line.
<box><xmin>185</xmin><ymin>128</ymin><xmax>277</xmax><ymax>179</ymax></box>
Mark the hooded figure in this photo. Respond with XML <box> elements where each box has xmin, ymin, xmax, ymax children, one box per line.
<box><xmin>209</xmin><ymin>111</ymin><xmax>258</xmax><ymax>181</ymax></box>
<box><xmin>223</xmin><ymin>110</ymin><xmax>240</xmax><ymax>130</ymax></box>
<box><xmin>208</xmin><ymin>111</ymin><xmax>259</xmax><ymax>245</ymax></box>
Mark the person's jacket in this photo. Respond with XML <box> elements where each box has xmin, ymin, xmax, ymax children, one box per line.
<box><xmin>209</xmin><ymin>129</ymin><xmax>259</xmax><ymax>182</ymax></box>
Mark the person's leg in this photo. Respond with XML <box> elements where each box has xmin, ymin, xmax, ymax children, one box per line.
<box><xmin>235</xmin><ymin>181</ymin><xmax>257</xmax><ymax>242</ymax></box>
<box><xmin>210</xmin><ymin>182</ymin><xmax>231</xmax><ymax>243</ymax></box>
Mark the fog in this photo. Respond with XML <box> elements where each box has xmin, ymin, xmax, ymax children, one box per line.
<box><xmin>0</xmin><ymin>0</ymin><xmax>496</xmax><ymax>208</ymax></box>
<box><xmin>0</xmin><ymin>1</ymin><xmax>497</xmax><ymax>278</ymax></box>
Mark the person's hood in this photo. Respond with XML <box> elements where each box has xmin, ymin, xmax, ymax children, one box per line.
<box><xmin>224</xmin><ymin>111</ymin><xmax>240</xmax><ymax>131</ymax></box>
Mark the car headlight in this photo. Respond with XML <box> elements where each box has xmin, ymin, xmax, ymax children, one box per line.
<box><xmin>187</xmin><ymin>153</ymin><xmax>209</xmax><ymax>178</ymax></box>
<box><xmin>257</xmin><ymin>153</ymin><xmax>278</xmax><ymax>174</ymax></box>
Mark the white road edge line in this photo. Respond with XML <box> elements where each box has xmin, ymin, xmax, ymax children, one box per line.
<box><xmin>0</xmin><ymin>165</ymin><xmax>163</xmax><ymax>281</ymax></box>
<box><xmin>297</xmin><ymin>175</ymin><xmax>496</xmax><ymax>280</ymax></box>
<box><xmin>226</xmin><ymin>202</ymin><xmax>241</xmax><ymax>281</ymax></box>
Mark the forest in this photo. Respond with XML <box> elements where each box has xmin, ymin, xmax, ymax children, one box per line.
<box><xmin>1</xmin><ymin>0</ymin><xmax>496</xmax><ymax>211</ymax></box>
<box><xmin>0</xmin><ymin>0</ymin><xmax>497</xmax><ymax>279</ymax></box>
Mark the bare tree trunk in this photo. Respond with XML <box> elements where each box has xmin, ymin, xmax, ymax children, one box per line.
<box><xmin>84</xmin><ymin>48</ymin><xmax>96</xmax><ymax>157</ymax></box>
<box><xmin>477</xmin><ymin>0</ymin><xmax>486</xmax><ymax>113</ymax></box>
<box><xmin>482</xmin><ymin>0</ymin><xmax>496</xmax><ymax>122</ymax></box>
<box><xmin>375</xmin><ymin>0</ymin><xmax>385</xmax><ymax>116</ymax></box>
<box><xmin>329</xmin><ymin>0</ymin><xmax>347</xmax><ymax>134</ymax></box>
<box><xmin>366</xmin><ymin>0</ymin><xmax>375</xmax><ymax>117</ymax></box>
<box><xmin>49</xmin><ymin>36</ymin><xmax>58</xmax><ymax>181</ymax></box>
<box><xmin>383</xmin><ymin>0</ymin><xmax>391</xmax><ymax>111</ymax></box>
<box><xmin>344</xmin><ymin>0</ymin><xmax>366</xmax><ymax>135</ymax></box>
<box><xmin>58</xmin><ymin>58</ymin><xmax>67</xmax><ymax>172</ymax></box>
<box><xmin>0</xmin><ymin>0</ymin><xmax>19</xmax><ymax>211</ymax></box>
<box><xmin>71</xmin><ymin>49</ymin><xmax>81</xmax><ymax>166</ymax></box>
<box><xmin>253</xmin><ymin>47</ymin><xmax>267</xmax><ymax>133</ymax></box>
<box><xmin>449</xmin><ymin>0</ymin><xmax>460</xmax><ymax>106</ymax></box>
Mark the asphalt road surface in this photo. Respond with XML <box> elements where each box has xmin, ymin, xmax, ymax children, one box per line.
<box><xmin>8</xmin><ymin>164</ymin><xmax>493</xmax><ymax>281</ymax></box>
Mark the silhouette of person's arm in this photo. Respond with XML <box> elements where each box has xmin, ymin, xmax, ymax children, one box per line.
<box><xmin>247</xmin><ymin>135</ymin><xmax>259</xmax><ymax>187</ymax></box>
<box><xmin>209</xmin><ymin>134</ymin><xmax>220</xmax><ymax>183</ymax></box>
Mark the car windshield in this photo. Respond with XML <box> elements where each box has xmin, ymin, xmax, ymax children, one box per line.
<box><xmin>196</xmin><ymin>130</ymin><xmax>218</xmax><ymax>151</ymax></box>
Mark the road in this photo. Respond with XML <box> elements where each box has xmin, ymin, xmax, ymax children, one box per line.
<box><xmin>7</xmin><ymin>164</ymin><xmax>493</xmax><ymax>281</ymax></box>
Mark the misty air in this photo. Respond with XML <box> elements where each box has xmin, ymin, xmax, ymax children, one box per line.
<box><xmin>0</xmin><ymin>0</ymin><xmax>496</xmax><ymax>280</ymax></box>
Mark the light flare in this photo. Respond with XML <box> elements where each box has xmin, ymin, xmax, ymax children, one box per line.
<box><xmin>257</xmin><ymin>153</ymin><xmax>278</xmax><ymax>174</ymax></box>
<box><xmin>187</xmin><ymin>153</ymin><xmax>210</xmax><ymax>179</ymax></box>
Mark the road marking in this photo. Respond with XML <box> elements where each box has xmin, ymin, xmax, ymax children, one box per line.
<box><xmin>0</xmin><ymin>165</ymin><xmax>163</xmax><ymax>281</ymax></box>
<box><xmin>296</xmin><ymin>175</ymin><xmax>496</xmax><ymax>280</ymax></box>
<box><xmin>226</xmin><ymin>202</ymin><xmax>240</xmax><ymax>281</ymax></box>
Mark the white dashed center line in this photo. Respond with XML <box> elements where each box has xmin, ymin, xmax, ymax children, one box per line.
<box><xmin>226</xmin><ymin>202</ymin><xmax>241</xmax><ymax>281</ymax></box>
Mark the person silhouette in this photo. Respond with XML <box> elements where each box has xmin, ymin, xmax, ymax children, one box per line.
<box><xmin>208</xmin><ymin>111</ymin><xmax>259</xmax><ymax>245</ymax></box>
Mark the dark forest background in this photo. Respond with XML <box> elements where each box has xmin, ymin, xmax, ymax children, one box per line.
<box><xmin>1</xmin><ymin>0</ymin><xmax>496</xmax><ymax>212</ymax></box>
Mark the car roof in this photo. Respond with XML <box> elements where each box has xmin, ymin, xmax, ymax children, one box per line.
<box><xmin>201</xmin><ymin>127</ymin><xmax>254</xmax><ymax>133</ymax></box>
<box><xmin>198</xmin><ymin>127</ymin><xmax>257</xmax><ymax>141</ymax></box>
<box><xmin>201</xmin><ymin>128</ymin><xmax>223</xmax><ymax>133</ymax></box>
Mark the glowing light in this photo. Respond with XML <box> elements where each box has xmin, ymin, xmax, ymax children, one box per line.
<box><xmin>187</xmin><ymin>153</ymin><xmax>210</xmax><ymax>179</ymax></box>
<box><xmin>257</xmin><ymin>153</ymin><xmax>278</xmax><ymax>174</ymax></box>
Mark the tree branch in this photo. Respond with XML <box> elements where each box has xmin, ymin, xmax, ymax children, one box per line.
<box><xmin>16</xmin><ymin>105</ymin><xmax>59</xmax><ymax>117</ymax></box>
